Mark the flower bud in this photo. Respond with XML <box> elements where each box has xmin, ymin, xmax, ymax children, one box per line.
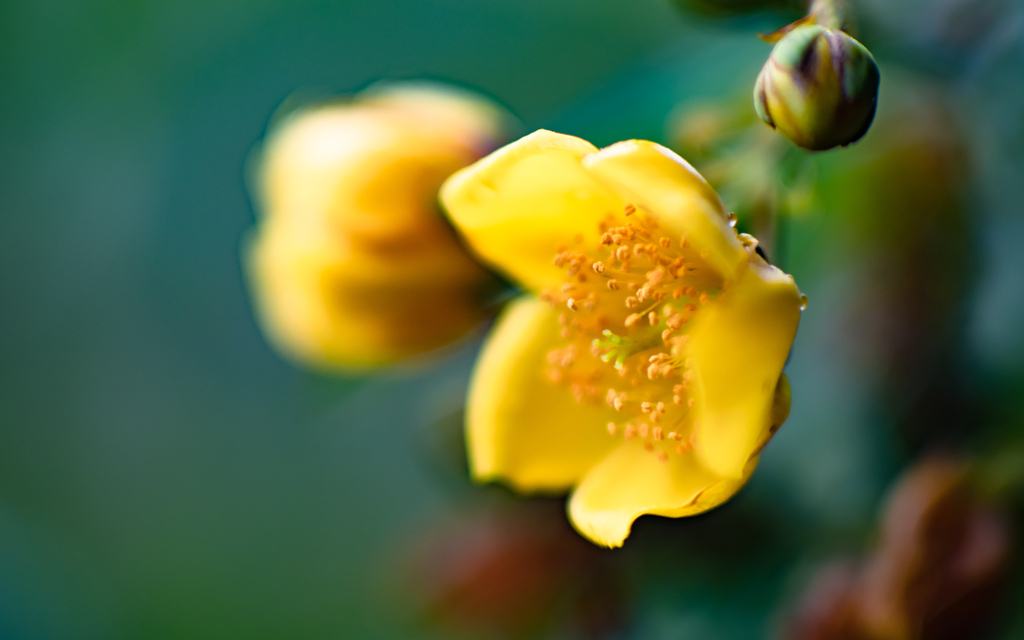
<box><xmin>754</xmin><ymin>24</ymin><xmax>880</xmax><ymax>151</ymax></box>
<box><xmin>244</xmin><ymin>82</ymin><xmax>513</xmax><ymax>369</ymax></box>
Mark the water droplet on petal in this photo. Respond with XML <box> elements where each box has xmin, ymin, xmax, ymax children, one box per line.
<box><xmin>799</xmin><ymin>294</ymin><xmax>808</xmax><ymax>311</ymax></box>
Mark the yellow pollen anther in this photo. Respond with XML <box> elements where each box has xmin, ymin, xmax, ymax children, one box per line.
<box><xmin>542</xmin><ymin>217</ymin><xmax>742</xmax><ymax>468</ymax></box>
<box><xmin>624</xmin><ymin>204</ymin><xmax>636</xmax><ymax>216</ymax></box>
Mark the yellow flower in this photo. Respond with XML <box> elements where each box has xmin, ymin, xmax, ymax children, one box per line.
<box><xmin>441</xmin><ymin>130</ymin><xmax>804</xmax><ymax>547</ymax></box>
<box><xmin>244</xmin><ymin>82</ymin><xmax>511</xmax><ymax>369</ymax></box>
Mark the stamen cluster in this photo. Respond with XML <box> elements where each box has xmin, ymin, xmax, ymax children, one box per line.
<box><xmin>539</xmin><ymin>204</ymin><xmax>727</xmax><ymax>462</ymax></box>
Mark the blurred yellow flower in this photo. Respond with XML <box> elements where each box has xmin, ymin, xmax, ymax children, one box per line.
<box><xmin>441</xmin><ymin>130</ymin><xmax>804</xmax><ymax>547</ymax></box>
<box><xmin>244</xmin><ymin>82</ymin><xmax>512</xmax><ymax>369</ymax></box>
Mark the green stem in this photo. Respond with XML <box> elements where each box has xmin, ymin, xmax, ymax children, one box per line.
<box><xmin>751</xmin><ymin>196</ymin><xmax>777</xmax><ymax>263</ymax></box>
<box><xmin>809</xmin><ymin>0</ymin><xmax>844</xmax><ymax>29</ymax></box>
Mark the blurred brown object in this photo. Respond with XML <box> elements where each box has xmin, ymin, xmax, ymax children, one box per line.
<box><xmin>670</xmin><ymin>0</ymin><xmax>801</xmax><ymax>17</ymax></box>
<box><xmin>784</xmin><ymin>457</ymin><xmax>1011</xmax><ymax>640</ymax></box>
<box><xmin>405</xmin><ymin>502</ymin><xmax>625</xmax><ymax>639</ymax></box>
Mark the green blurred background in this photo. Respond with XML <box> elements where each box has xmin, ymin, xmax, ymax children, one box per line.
<box><xmin>2</xmin><ymin>0</ymin><xmax>1024</xmax><ymax>638</ymax></box>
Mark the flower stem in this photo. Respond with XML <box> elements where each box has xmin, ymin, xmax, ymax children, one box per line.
<box><xmin>809</xmin><ymin>0</ymin><xmax>844</xmax><ymax>30</ymax></box>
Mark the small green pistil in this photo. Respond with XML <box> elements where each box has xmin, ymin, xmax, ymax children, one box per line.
<box><xmin>593</xmin><ymin>328</ymin><xmax>664</xmax><ymax>370</ymax></box>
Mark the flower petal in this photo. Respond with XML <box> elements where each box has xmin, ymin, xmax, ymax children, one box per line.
<box><xmin>688</xmin><ymin>259</ymin><xmax>802</xmax><ymax>478</ymax></box>
<box><xmin>467</xmin><ymin>296</ymin><xmax>620</xmax><ymax>492</ymax></box>
<box><xmin>259</xmin><ymin>106</ymin><xmax>477</xmax><ymax>242</ymax></box>
<box><xmin>568</xmin><ymin>440</ymin><xmax>759</xmax><ymax>548</ymax></box>
<box><xmin>582</xmin><ymin>139</ymin><xmax>747</xmax><ymax>279</ymax></box>
<box><xmin>441</xmin><ymin>130</ymin><xmax>625</xmax><ymax>292</ymax></box>
<box><xmin>245</xmin><ymin>219</ymin><xmax>488</xmax><ymax>369</ymax></box>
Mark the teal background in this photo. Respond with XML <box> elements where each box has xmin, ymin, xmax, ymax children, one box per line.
<box><xmin>3</xmin><ymin>0</ymin><xmax>1024</xmax><ymax>638</ymax></box>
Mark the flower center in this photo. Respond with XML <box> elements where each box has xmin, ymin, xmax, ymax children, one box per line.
<box><xmin>540</xmin><ymin>204</ymin><xmax>726</xmax><ymax>462</ymax></box>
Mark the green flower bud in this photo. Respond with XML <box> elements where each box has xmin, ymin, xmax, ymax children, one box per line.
<box><xmin>754</xmin><ymin>24</ymin><xmax>880</xmax><ymax>151</ymax></box>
